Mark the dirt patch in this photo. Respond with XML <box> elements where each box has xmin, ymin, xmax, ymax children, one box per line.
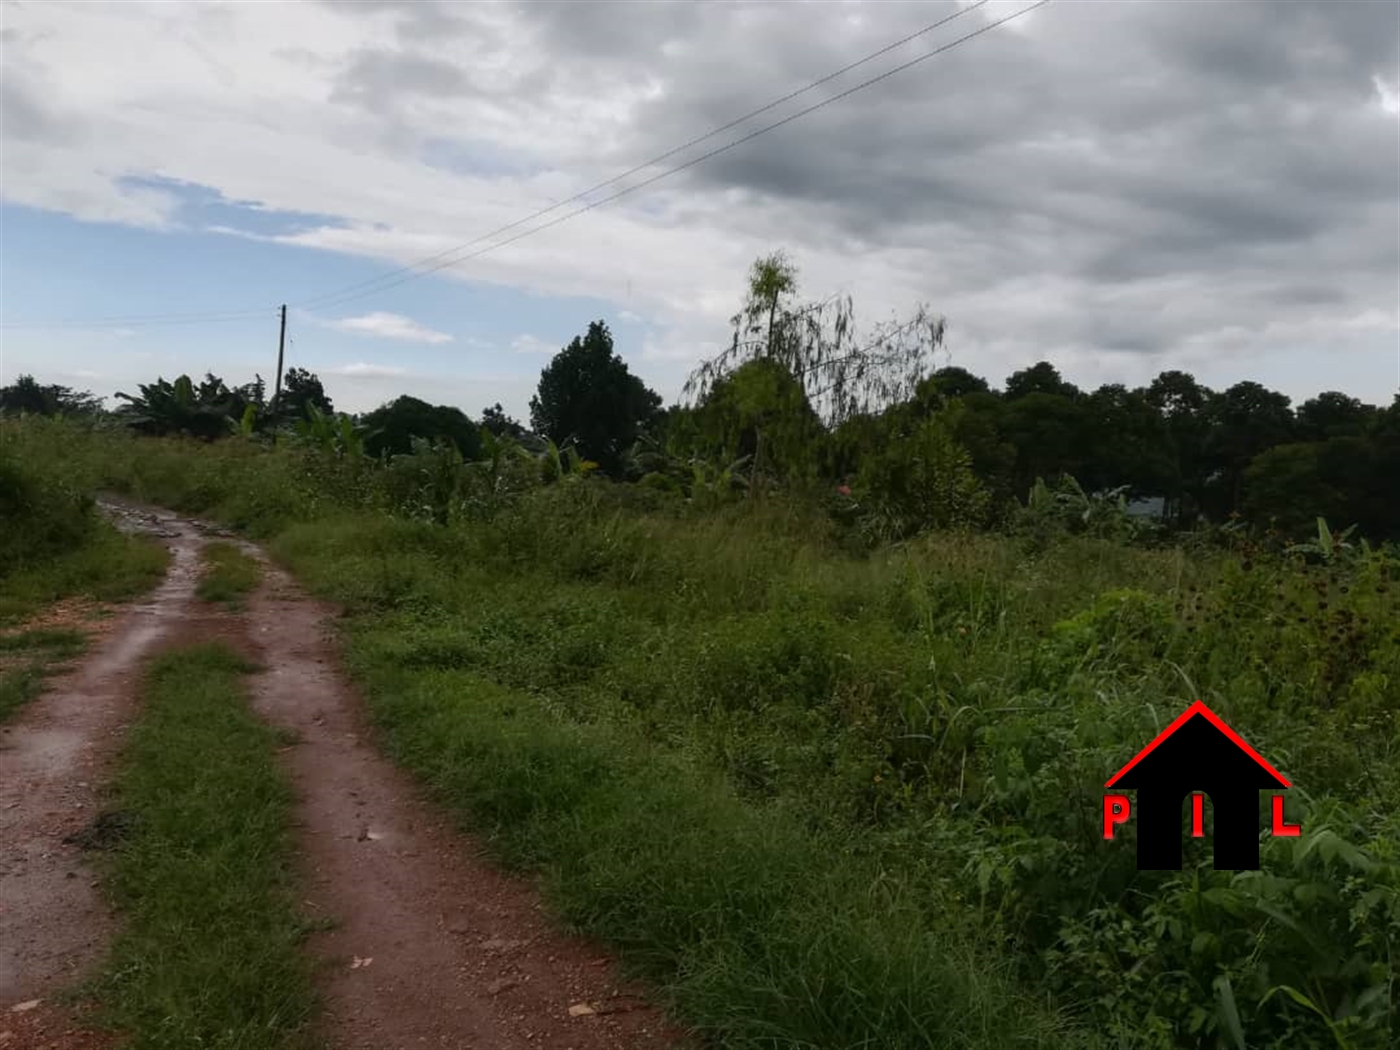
<box><xmin>3</xmin><ymin>598</ymin><xmax>110</xmax><ymax>637</ymax></box>
<box><xmin>0</xmin><ymin>1001</ymin><xmax>119</xmax><ymax>1050</ymax></box>
<box><xmin>245</xmin><ymin>562</ymin><xmax>687</xmax><ymax>1049</ymax></box>
<box><xmin>0</xmin><ymin>509</ymin><xmax>204</xmax><ymax>1004</ymax></box>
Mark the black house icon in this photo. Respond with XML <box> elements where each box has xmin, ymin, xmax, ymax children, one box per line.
<box><xmin>1105</xmin><ymin>701</ymin><xmax>1290</xmax><ymax>870</ymax></box>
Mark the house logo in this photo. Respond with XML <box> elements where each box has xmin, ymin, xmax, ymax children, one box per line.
<box><xmin>1102</xmin><ymin>701</ymin><xmax>1301</xmax><ymax>870</ymax></box>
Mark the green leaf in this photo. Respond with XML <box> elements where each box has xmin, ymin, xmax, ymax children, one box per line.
<box><xmin>1214</xmin><ymin>974</ymin><xmax>1247</xmax><ymax>1050</ymax></box>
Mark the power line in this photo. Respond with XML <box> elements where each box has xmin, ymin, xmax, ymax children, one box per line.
<box><xmin>0</xmin><ymin>1</ymin><xmax>1047</xmax><ymax>331</ymax></box>
<box><xmin>290</xmin><ymin>0</ymin><xmax>993</xmax><ymax>311</ymax></box>
<box><xmin>301</xmin><ymin>0</ymin><xmax>1050</xmax><ymax>314</ymax></box>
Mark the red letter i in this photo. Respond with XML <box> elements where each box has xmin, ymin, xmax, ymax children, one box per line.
<box><xmin>1191</xmin><ymin>793</ymin><xmax>1205</xmax><ymax>837</ymax></box>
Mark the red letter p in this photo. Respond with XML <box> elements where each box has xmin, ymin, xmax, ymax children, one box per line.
<box><xmin>1103</xmin><ymin>794</ymin><xmax>1131</xmax><ymax>840</ymax></box>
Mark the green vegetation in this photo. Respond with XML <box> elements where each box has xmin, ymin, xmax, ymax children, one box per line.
<box><xmin>0</xmin><ymin>442</ymin><xmax>168</xmax><ymax>623</ymax></box>
<box><xmin>0</xmin><ymin>627</ymin><xmax>86</xmax><ymax>721</ymax></box>
<box><xmin>197</xmin><ymin>541</ymin><xmax>262</xmax><ymax>608</ymax></box>
<box><xmin>8</xmin><ymin>412</ymin><xmax>1396</xmax><ymax>1050</ymax></box>
<box><xmin>92</xmin><ymin>643</ymin><xmax>312</xmax><ymax>1050</ymax></box>
<box><xmin>5</xmin><ymin>251</ymin><xmax>1397</xmax><ymax>1049</ymax></box>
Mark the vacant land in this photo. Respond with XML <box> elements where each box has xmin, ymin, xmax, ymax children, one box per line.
<box><xmin>3</xmin><ymin>416</ymin><xmax>1396</xmax><ymax>1049</ymax></box>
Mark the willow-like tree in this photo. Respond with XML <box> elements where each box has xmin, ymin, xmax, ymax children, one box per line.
<box><xmin>683</xmin><ymin>251</ymin><xmax>946</xmax><ymax>431</ymax></box>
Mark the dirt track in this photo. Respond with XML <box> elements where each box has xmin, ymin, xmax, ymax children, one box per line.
<box><xmin>0</xmin><ymin>506</ymin><xmax>203</xmax><ymax>1004</ymax></box>
<box><xmin>1</xmin><ymin>503</ymin><xmax>680</xmax><ymax>1049</ymax></box>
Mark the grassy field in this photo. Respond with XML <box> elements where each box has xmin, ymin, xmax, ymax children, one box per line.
<box><xmin>90</xmin><ymin>642</ymin><xmax>312</xmax><ymax>1050</ymax></box>
<box><xmin>6</xmin><ymin>416</ymin><xmax>1397</xmax><ymax>1050</ymax></box>
<box><xmin>197</xmin><ymin>541</ymin><xmax>262</xmax><ymax>607</ymax></box>
<box><xmin>1</xmin><ymin>441</ymin><xmax>169</xmax><ymax>720</ymax></box>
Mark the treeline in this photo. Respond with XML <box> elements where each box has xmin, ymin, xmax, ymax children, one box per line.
<box><xmin>5</xmin><ymin>251</ymin><xmax>1395</xmax><ymax>541</ymax></box>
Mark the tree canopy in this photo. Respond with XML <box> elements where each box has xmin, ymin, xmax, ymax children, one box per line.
<box><xmin>0</xmin><ymin>374</ymin><xmax>104</xmax><ymax>417</ymax></box>
<box><xmin>362</xmin><ymin>396</ymin><xmax>482</xmax><ymax>461</ymax></box>
<box><xmin>529</xmin><ymin>320</ymin><xmax>662</xmax><ymax>476</ymax></box>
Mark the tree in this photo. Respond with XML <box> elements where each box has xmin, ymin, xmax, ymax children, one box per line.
<box><xmin>920</xmin><ymin>366</ymin><xmax>990</xmax><ymax>401</ymax></box>
<box><xmin>689</xmin><ymin>358</ymin><xmax>824</xmax><ymax>483</ymax></box>
<box><xmin>1004</xmin><ymin>361</ymin><xmax>1080</xmax><ymax>401</ymax></box>
<box><xmin>1202</xmin><ymin>381</ymin><xmax>1295</xmax><ymax>516</ymax></box>
<box><xmin>361</xmin><ymin>396</ymin><xmax>481</xmax><ymax>461</ymax></box>
<box><xmin>853</xmin><ymin>413</ymin><xmax>990</xmax><ymax>541</ymax></box>
<box><xmin>529</xmin><ymin>320</ymin><xmax>662</xmax><ymax>476</ymax></box>
<box><xmin>113</xmin><ymin>374</ymin><xmax>232</xmax><ymax>439</ymax></box>
<box><xmin>1078</xmin><ymin>384</ymin><xmax>1175</xmax><ymax>497</ymax></box>
<box><xmin>1000</xmin><ymin>392</ymin><xmax>1087</xmax><ymax>499</ymax></box>
<box><xmin>278</xmin><ymin>367</ymin><xmax>333</xmax><ymax>421</ymax></box>
<box><xmin>1296</xmin><ymin>392</ymin><xmax>1374</xmax><ymax>442</ymax></box>
<box><xmin>480</xmin><ymin>403</ymin><xmax>526</xmax><ymax>439</ymax></box>
<box><xmin>1144</xmin><ymin>370</ymin><xmax>1214</xmax><ymax>525</ymax></box>
<box><xmin>0</xmin><ymin>374</ymin><xmax>104</xmax><ymax>416</ymax></box>
<box><xmin>685</xmin><ymin>251</ymin><xmax>946</xmax><ymax>431</ymax></box>
<box><xmin>740</xmin><ymin>251</ymin><xmax>799</xmax><ymax>360</ymax></box>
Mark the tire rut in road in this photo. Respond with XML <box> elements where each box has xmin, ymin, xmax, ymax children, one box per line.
<box><xmin>245</xmin><ymin>557</ymin><xmax>684</xmax><ymax>1050</ymax></box>
<box><xmin>0</xmin><ymin>505</ymin><xmax>206</xmax><ymax>1005</ymax></box>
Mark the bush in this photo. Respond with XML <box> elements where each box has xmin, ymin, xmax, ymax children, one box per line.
<box><xmin>0</xmin><ymin>450</ymin><xmax>97</xmax><ymax>574</ymax></box>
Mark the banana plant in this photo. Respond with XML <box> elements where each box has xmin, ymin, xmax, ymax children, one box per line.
<box><xmin>293</xmin><ymin>403</ymin><xmax>373</xmax><ymax>458</ymax></box>
<box><xmin>538</xmin><ymin>438</ymin><xmax>598</xmax><ymax>484</ymax></box>
<box><xmin>1286</xmin><ymin>517</ymin><xmax>1358</xmax><ymax>563</ymax></box>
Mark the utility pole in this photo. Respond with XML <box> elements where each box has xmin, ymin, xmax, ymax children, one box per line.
<box><xmin>272</xmin><ymin>304</ymin><xmax>287</xmax><ymax>412</ymax></box>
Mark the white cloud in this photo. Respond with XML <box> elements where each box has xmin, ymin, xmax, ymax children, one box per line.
<box><xmin>1</xmin><ymin>0</ymin><xmax>1396</xmax><ymax>405</ymax></box>
<box><xmin>509</xmin><ymin>333</ymin><xmax>555</xmax><ymax>355</ymax></box>
<box><xmin>327</xmin><ymin>362</ymin><xmax>409</xmax><ymax>378</ymax></box>
<box><xmin>1375</xmin><ymin>74</ymin><xmax>1400</xmax><ymax>115</ymax></box>
<box><xmin>325</xmin><ymin>311</ymin><xmax>452</xmax><ymax>344</ymax></box>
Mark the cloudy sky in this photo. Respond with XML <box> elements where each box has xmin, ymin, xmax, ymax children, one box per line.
<box><xmin>1</xmin><ymin>0</ymin><xmax>1397</xmax><ymax>417</ymax></box>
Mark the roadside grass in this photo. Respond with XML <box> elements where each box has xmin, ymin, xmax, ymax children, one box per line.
<box><xmin>0</xmin><ymin>628</ymin><xmax>88</xmax><ymax>722</ymax></box>
<box><xmin>197</xmin><ymin>541</ymin><xmax>261</xmax><ymax>607</ymax></box>
<box><xmin>10</xmin><ymin>418</ymin><xmax>1398</xmax><ymax>1049</ymax></box>
<box><xmin>0</xmin><ymin>524</ymin><xmax>169</xmax><ymax>626</ymax></box>
<box><xmin>90</xmin><ymin>642</ymin><xmax>313</xmax><ymax>1050</ymax></box>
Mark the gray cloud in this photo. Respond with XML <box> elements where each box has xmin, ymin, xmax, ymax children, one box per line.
<box><xmin>330</xmin><ymin>49</ymin><xmax>476</xmax><ymax>110</ymax></box>
<box><xmin>534</xmin><ymin>0</ymin><xmax>1396</xmax><ymax>368</ymax></box>
<box><xmin>3</xmin><ymin>0</ymin><xmax>1396</xmax><ymax>403</ymax></box>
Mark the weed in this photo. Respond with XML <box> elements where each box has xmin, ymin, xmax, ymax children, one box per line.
<box><xmin>196</xmin><ymin>541</ymin><xmax>262</xmax><ymax>607</ymax></box>
<box><xmin>90</xmin><ymin>642</ymin><xmax>313</xmax><ymax>1049</ymax></box>
<box><xmin>0</xmin><ymin>628</ymin><xmax>88</xmax><ymax>721</ymax></box>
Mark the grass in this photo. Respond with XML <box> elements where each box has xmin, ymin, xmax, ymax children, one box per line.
<box><xmin>90</xmin><ymin>642</ymin><xmax>313</xmax><ymax>1050</ymax></box>
<box><xmin>0</xmin><ymin>628</ymin><xmax>88</xmax><ymax>721</ymax></box>
<box><xmin>197</xmin><ymin>541</ymin><xmax>262</xmax><ymax>607</ymax></box>
<box><xmin>0</xmin><ymin>525</ymin><xmax>169</xmax><ymax>626</ymax></box>
<box><xmin>7</xmin><ymin>417</ymin><xmax>1398</xmax><ymax>1050</ymax></box>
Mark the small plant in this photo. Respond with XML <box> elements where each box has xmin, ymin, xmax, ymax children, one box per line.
<box><xmin>1286</xmin><ymin>517</ymin><xmax>1359</xmax><ymax>564</ymax></box>
<box><xmin>196</xmin><ymin>542</ymin><xmax>261</xmax><ymax>607</ymax></box>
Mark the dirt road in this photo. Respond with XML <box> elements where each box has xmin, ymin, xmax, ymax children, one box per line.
<box><xmin>0</xmin><ymin>505</ymin><xmax>202</xmax><ymax>1004</ymax></box>
<box><xmin>1</xmin><ymin>503</ymin><xmax>681</xmax><ymax>1049</ymax></box>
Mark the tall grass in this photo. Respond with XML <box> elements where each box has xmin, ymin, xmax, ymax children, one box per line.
<box><xmin>9</xmin><ymin>417</ymin><xmax>1397</xmax><ymax>1050</ymax></box>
